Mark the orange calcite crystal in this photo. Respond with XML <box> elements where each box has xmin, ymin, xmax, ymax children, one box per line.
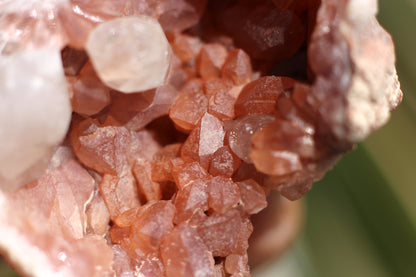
<box><xmin>171</xmin><ymin>34</ymin><xmax>203</xmax><ymax>63</ymax></box>
<box><xmin>161</xmin><ymin>223</ymin><xmax>215</xmax><ymax>277</ymax></box>
<box><xmin>0</xmin><ymin>0</ymin><xmax>403</xmax><ymax>276</ymax></box>
<box><xmin>133</xmin><ymin>159</ymin><xmax>162</xmax><ymax>202</ymax></box>
<box><xmin>169</xmin><ymin>79</ymin><xmax>209</xmax><ymax>132</ymax></box>
<box><xmin>207</xmin><ymin>176</ymin><xmax>240</xmax><ymax>214</ymax></box>
<box><xmin>235</xmin><ymin>76</ymin><xmax>295</xmax><ymax>116</ymax></box>
<box><xmin>197</xmin><ymin>209</ymin><xmax>242</xmax><ymax>257</ymax></box>
<box><xmin>151</xmin><ymin>144</ymin><xmax>182</xmax><ymax>183</ymax></box>
<box><xmin>197</xmin><ymin>43</ymin><xmax>228</xmax><ymax>80</ymax></box>
<box><xmin>71</xmin><ymin>62</ymin><xmax>111</xmax><ymax>116</ymax></box>
<box><xmin>99</xmin><ymin>168</ymin><xmax>141</xmax><ymax>221</ymax></box>
<box><xmin>228</xmin><ymin>114</ymin><xmax>276</xmax><ymax>163</ymax></box>
<box><xmin>208</xmin><ymin>85</ymin><xmax>237</xmax><ymax>120</ymax></box>
<box><xmin>174</xmin><ymin>179</ymin><xmax>209</xmax><ymax>224</ymax></box>
<box><xmin>209</xmin><ymin>146</ymin><xmax>242</xmax><ymax>178</ymax></box>
<box><xmin>204</xmin><ymin>77</ymin><xmax>233</xmax><ymax>97</ymax></box>
<box><xmin>129</xmin><ymin>201</ymin><xmax>175</xmax><ymax>256</ymax></box>
<box><xmin>171</xmin><ymin>159</ymin><xmax>208</xmax><ymax>189</ymax></box>
<box><xmin>221</xmin><ymin>49</ymin><xmax>252</xmax><ymax>86</ymax></box>
<box><xmin>85</xmin><ymin>191</ymin><xmax>111</xmax><ymax>236</ymax></box>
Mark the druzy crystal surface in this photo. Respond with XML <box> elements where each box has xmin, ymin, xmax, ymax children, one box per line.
<box><xmin>0</xmin><ymin>0</ymin><xmax>402</xmax><ymax>276</ymax></box>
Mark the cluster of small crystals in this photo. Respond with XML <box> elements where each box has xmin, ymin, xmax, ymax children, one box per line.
<box><xmin>0</xmin><ymin>0</ymin><xmax>403</xmax><ymax>276</ymax></box>
<box><xmin>63</xmin><ymin>1</ymin><xmax>333</xmax><ymax>276</ymax></box>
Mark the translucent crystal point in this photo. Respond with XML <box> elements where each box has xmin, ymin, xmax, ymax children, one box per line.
<box><xmin>0</xmin><ymin>48</ymin><xmax>71</xmax><ymax>190</ymax></box>
<box><xmin>86</xmin><ymin>16</ymin><xmax>171</xmax><ymax>93</ymax></box>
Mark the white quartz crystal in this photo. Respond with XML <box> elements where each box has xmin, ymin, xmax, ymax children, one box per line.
<box><xmin>86</xmin><ymin>16</ymin><xmax>171</xmax><ymax>93</ymax></box>
<box><xmin>0</xmin><ymin>48</ymin><xmax>71</xmax><ymax>190</ymax></box>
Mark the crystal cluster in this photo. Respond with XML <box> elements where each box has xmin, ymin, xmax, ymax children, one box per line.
<box><xmin>0</xmin><ymin>0</ymin><xmax>402</xmax><ymax>276</ymax></box>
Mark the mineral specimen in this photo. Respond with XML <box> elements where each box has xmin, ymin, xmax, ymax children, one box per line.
<box><xmin>0</xmin><ymin>0</ymin><xmax>402</xmax><ymax>276</ymax></box>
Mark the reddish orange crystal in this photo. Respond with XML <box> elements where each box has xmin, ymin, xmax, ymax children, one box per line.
<box><xmin>161</xmin><ymin>223</ymin><xmax>215</xmax><ymax>277</ymax></box>
<box><xmin>209</xmin><ymin>146</ymin><xmax>242</xmax><ymax>178</ymax></box>
<box><xmin>235</xmin><ymin>76</ymin><xmax>295</xmax><ymax>116</ymax></box>
<box><xmin>221</xmin><ymin>49</ymin><xmax>252</xmax><ymax>85</ymax></box>
<box><xmin>207</xmin><ymin>176</ymin><xmax>240</xmax><ymax>214</ymax></box>
<box><xmin>71</xmin><ymin>119</ymin><xmax>131</xmax><ymax>174</ymax></box>
<box><xmin>99</xmin><ymin>168</ymin><xmax>141</xmax><ymax>221</ymax></box>
<box><xmin>169</xmin><ymin>79</ymin><xmax>209</xmax><ymax>132</ymax></box>
<box><xmin>238</xmin><ymin>179</ymin><xmax>268</xmax><ymax>215</ymax></box>
<box><xmin>71</xmin><ymin>62</ymin><xmax>111</xmax><ymax>116</ymax></box>
<box><xmin>197</xmin><ymin>43</ymin><xmax>228</xmax><ymax>80</ymax></box>
<box><xmin>129</xmin><ymin>201</ymin><xmax>175</xmax><ymax>256</ymax></box>
<box><xmin>197</xmin><ymin>209</ymin><xmax>242</xmax><ymax>257</ymax></box>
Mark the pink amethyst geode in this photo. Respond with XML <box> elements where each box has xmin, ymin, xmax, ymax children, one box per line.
<box><xmin>0</xmin><ymin>0</ymin><xmax>402</xmax><ymax>276</ymax></box>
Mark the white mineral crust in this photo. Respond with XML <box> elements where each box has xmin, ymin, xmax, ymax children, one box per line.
<box><xmin>86</xmin><ymin>16</ymin><xmax>171</xmax><ymax>93</ymax></box>
<box><xmin>0</xmin><ymin>48</ymin><xmax>72</xmax><ymax>190</ymax></box>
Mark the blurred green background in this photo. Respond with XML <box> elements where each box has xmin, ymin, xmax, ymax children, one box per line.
<box><xmin>255</xmin><ymin>0</ymin><xmax>416</xmax><ymax>276</ymax></box>
<box><xmin>1</xmin><ymin>0</ymin><xmax>415</xmax><ymax>276</ymax></box>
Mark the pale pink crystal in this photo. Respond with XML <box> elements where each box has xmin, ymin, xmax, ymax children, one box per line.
<box><xmin>171</xmin><ymin>159</ymin><xmax>208</xmax><ymax>189</ymax></box>
<box><xmin>171</xmin><ymin>33</ymin><xmax>203</xmax><ymax>63</ymax></box>
<box><xmin>161</xmin><ymin>223</ymin><xmax>215</xmax><ymax>277</ymax></box>
<box><xmin>128</xmin><ymin>129</ymin><xmax>162</xmax><ymax>164</ymax></box>
<box><xmin>221</xmin><ymin>49</ymin><xmax>252</xmax><ymax>85</ymax></box>
<box><xmin>99</xmin><ymin>167</ymin><xmax>140</xmax><ymax>221</ymax></box>
<box><xmin>237</xmin><ymin>179</ymin><xmax>267</xmax><ymax>215</ymax></box>
<box><xmin>207</xmin><ymin>176</ymin><xmax>240</xmax><ymax>214</ymax></box>
<box><xmin>123</xmin><ymin>85</ymin><xmax>179</xmax><ymax>131</ymax></box>
<box><xmin>85</xmin><ymin>191</ymin><xmax>110</xmax><ymax>236</ymax></box>
<box><xmin>129</xmin><ymin>201</ymin><xmax>175</xmax><ymax>256</ymax></box>
<box><xmin>86</xmin><ymin>16</ymin><xmax>171</xmax><ymax>93</ymax></box>
<box><xmin>174</xmin><ymin>179</ymin><xmax>208</xmax><ymax>224</ymax></box>
<box><xmin>169</xmin><ymin>79</ymin><xmax>209</xmax><ymax>132</ymax></box>
<box><xmin>234</xmin><ymin>76</ymin><xmax>294</xmax><ymax>116</ymax></box>
<box><xmin>132</xmin><ymin>159</ymin><xmax>162</xmax><ymax>202</ymax></box>
<box><xmin>157</xmin><ymin>0</ymin><xmax>208</xmax><ymax>33</ymax></box>
<box><xmin>151</xmin><ymin>144</ymin><xmax>182</xmax><ymax>183</ymax></box>
<box><xmin>225</xmin><ymin>254</ymin><xmax>250</xmax><ymax>276</ymax></box>
<box><xmin>197</xmin><ymin>43</ymin><xmax>228</xmax><ymax>79</ymax></box>
<box><xmin>0</xmin><ymin>157</ymin><xmax>114</xmax><ymax>277</ymax></box>
<box><xmin>199</xmin><ymin>113</ymin><xmax>226</xmax><ymax>165</ymax></box>
<box><xmin>209</xmin><ymin>146</ymin><xmax>242</xmax><ymax>178</ymax></box>
<box><xmin>208</xmin><ymin>82</ymin><xmax>237</xmax><ymax>120</ymax></box>
<box><xmin>112</xmin><ymin>245</ymin><xmax>135</xmax><ymax>276</ymax></box>
<box><xmin>71</xmin><ymin>61</ymin><xmax>111</xmax><ymax>116</ymax></box>
<box><xmin>228</xmin><ymin>114</ymin><xmax>275</xmax><ymax>163</ymax></box>
<box><xmin>204</xmin><ymin>77</ymin><xmax>233</xmax><ymax>96</ymax></box>
<box><xmin>0</xmin><ymin>49</ymin><xmax>71</xmax><ymax>190</ymax></box>
<box><xmin>71</xmin><ymin>119</ymin><xmax>131</xmax><ymax>174</ymax></box>
<box><xmin>180</xmin><ymin>112</ymin><xmax>225</xmax><ymax>170</ymax></box>
<box><xmin>197</xmin><ymin>209</ymin><xmax>242</xmax><ymax>257</ymax></box>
